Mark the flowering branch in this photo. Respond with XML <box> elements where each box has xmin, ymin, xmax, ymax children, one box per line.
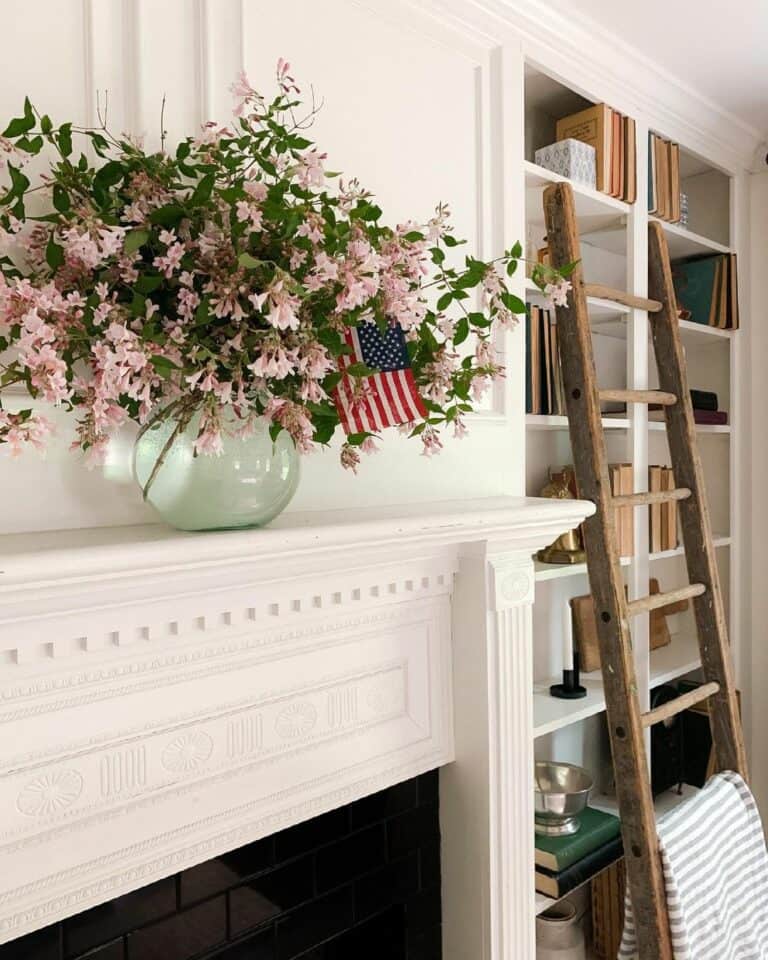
<box><xmin>0</xmin><ymin>61</ymin><xmax>572</xmax><ymax>474</ymax></box>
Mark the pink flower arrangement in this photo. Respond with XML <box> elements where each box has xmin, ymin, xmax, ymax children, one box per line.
<box><xmin>0</xmin><ymin>62</ymin><xmax>570</xmax><ymax>485</ymax></box>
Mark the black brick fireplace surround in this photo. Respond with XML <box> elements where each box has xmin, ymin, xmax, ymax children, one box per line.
<box><xmin>0</xmin><ymin>774</ymin><xmax>441</xmax><ymax>960</ymax></box>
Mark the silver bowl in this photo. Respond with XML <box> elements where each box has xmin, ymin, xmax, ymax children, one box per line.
<box><xmin>534</xmin><ymin>761</ymin><xmax>593</xmax><ymax>836</ymax></box>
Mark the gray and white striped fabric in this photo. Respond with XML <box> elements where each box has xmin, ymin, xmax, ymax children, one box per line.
<box><xmin>619</xmin><ymin>771</ymin><xmax>768</xmax><ymax>959</ymax></box>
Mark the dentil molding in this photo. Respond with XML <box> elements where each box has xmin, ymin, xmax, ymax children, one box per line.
<box><xmin>0</xmin><ymin>497</ymin><xmax>594</xmax><ymax>952</ymax></box>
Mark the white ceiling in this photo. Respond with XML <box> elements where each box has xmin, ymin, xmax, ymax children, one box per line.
<box><xmin>546</xmin><ymin>0</ymin><xmax>768</xmax><ymax>138</ymax></box>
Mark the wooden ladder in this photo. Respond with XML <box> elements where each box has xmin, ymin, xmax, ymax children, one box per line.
<box><xmin>542</xmin><ymin>182</ymin><xmax>748</xmax><ymax>960</ymax></box>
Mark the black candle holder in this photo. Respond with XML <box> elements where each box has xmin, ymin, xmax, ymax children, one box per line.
<box><xmin>550</xmin><ymin>650</ymin><xmax>587</xmax><ymax>699</ymax></box>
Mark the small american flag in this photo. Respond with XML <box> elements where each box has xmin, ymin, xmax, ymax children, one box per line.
<box><xmin>333</xmin><ymin>322</ymin><xmax>427</xmax><ymax>434</ymax></box>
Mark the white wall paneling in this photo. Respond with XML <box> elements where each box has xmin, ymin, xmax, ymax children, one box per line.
<box><xmin>0</xmin><ymin>497</ymin><xmax>595</xmax><ymax>954</ymax></box>
<box><xmin>0</xmin><ymin>0</ymin><xmax>525</xmax><ymax>534</ymax></box>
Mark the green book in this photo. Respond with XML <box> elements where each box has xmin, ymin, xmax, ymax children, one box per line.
<box><xmin>672</xmin><ymin>256</ymin><xmax>721</xmax><ymax>326</ymax></box>
<box><xmin>535</xmin><ymin>806</ymin><xmax>621</xmax><ymax>872</ymax></box>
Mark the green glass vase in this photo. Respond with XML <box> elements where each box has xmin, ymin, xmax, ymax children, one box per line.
<box><xmin>133</xmin><ymin>409</ymin><xmax>300</xmax><ymax>532</ymax></box>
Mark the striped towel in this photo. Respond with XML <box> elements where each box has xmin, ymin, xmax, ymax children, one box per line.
<box><xmin>619</xmin><ymin>772</ymin><xmax>768</xmax><ymax>959</ymax></box>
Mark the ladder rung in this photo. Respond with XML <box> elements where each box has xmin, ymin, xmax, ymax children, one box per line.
<box><xmin>628</xmin><ymin>583</ymin><xmax>706</xmax><ymax>616</ymax></box>
<box><xmin>641</xmin><ymin>682</ymin><xmax>720</xmax><ymax>728</ymax></box>
<box><xmin>612</xmin><ymin>488</ymin><xmax>691</xmax><ymax>507</ymax></box>
<box><xmin>584</xmin><ymin>283</ymin><xmax>663</xmax><ymax>313</ymax></box>
<box><xmin>599</xmin><ymin>389</ymin><xmax>677</xmax><ymax>406</ymax></box>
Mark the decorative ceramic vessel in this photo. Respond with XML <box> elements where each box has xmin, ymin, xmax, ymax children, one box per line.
<box><xmin>133</xmin><ymin>410</ymin><xmax>300</xmax><ymax>532</ymax></box>
<box><xmin>536</xmin><ymin>900</ymin><xmax>586</xmax><ymax>960</ymax></box>
<box><xmin>534</xmin><ymin>761</ymin><xmax>593</xmax><ymax>836</ymax></box>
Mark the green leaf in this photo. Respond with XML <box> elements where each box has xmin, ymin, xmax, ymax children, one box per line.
<box><xmin>45</xmin><ymin>237</ymin><xmax>64</xmax><ymax>270</ymax></box>
<box><xmin>346</xmin><ymin>431</ymin><xmax>375</xmax><ymax>446</ymax></box>
<box><xmin>430</xmin><ymin>247</ymin><xmax>445</xmax><ymax>265</ymax></box>
<box><xmin>3</xmin><ymin>96</ymin><xmax>35</xmax><ymax>138</ymax></box>
<box><xmin>443</xmin><ymin>234</ymin><xmax>464</xmax><ymax>248</ymax></box>
<box><xmin>57</xmin><ymin>122</ymin><xmax>72</xmax><ymax>157</ymax></box>
<box><xmin>313</xmin><ymin>419</ymin><xmax>336</xmax><ymax>445</ymax></box>
<box><xmin>404</xmin><ymin>230</ymin><xmax>425</xmax><ymax>243</ymax></box>
<box><xmin>237</xmin><ymin>251</ymin><xmax>263</xmax><ymax>269</ymax></box>
<box><xmin>52</xmin><ymin>184</ymin><xmax>70</xmax><ymax>213</ymax></box>
<box><xmin>135</xmin><ymin>274</ymin><xmax>163</xmax><ymax>294</ymax></box>
<box><xmin>559</xmin><ymin>259</ymin><xmax>580</xmax><ymax>278</ymax></box>
<box><xmin>124</xmin><ymin>228</ymin><xmax>149</xmax><ymax>255</ymax></box>
<box><xmin>149</xmin><ymin>355</ymin><xmax>180</xmax><ymax>378</ymax></box>
<box><xmin>453</xmin><ymin>316</ymin><xmax>469</xmax><ymax>346</ymax></box>
<box><xmin>344</xmin><ymin>362</ymin><xmax>378</xmax><ymax>378</ymax></box>
<box><xmin>40</xmin><ymin>114</ymin><xmax>52</xmax><ymax>135</ymax></box>
<box><xmin>322</xmin><ymin>371</ymin><xmax>343</xmax><ymax>392</ymax></box>
<box><xmin>94</xmin><ymin>160</ymin><xmax>125</xmax><ymax>192</ymax></box>
<box><xmin>506</xmin><ymin>259</ymin><xmax>517</xmax><ymax>277</ymax></box>
<box><xmin>15</xmin><ymin>135</ymin><xmax>43</xmax><ymax>154</ymax></box>
<box><xmin>500</xmin><ymin>291</ymin><xmax>526</xmax><ymax>314</ymax></box>
<box><xmin>509</xmin><ymin>240</ymin><xmax>522</xmax><ymax>259</ymax></box>
<box><xmin>149</xmin><ymin>203</ymin><xmax>186</xmax><ymax>228</ymax></box>
<box><xmin>130</xmin><ymin>291</ymin><xmax>146</xmax><ymax>317</ymax></box>
<box><xmin>4</xmin><ymin>163</ymin><xmax>30</xmax><ymax>201</ymax></box>
<box><xmin>436</xmin><ymin>292</ymin><xmax>453</xmax><ymax>311</ymax></box>
<box><xmin>190</xmin><ymin>172</ymin><xmax>215</xmax><ymax>205</ymax></box>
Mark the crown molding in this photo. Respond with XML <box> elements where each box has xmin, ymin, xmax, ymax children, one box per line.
<box><xmin>386</xmin><ymin>0</ymin><xmax>761</xmax><ymax>172</ymax></box>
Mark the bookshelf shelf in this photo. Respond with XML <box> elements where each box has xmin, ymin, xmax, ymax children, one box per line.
<box><xmin>533</xmin><ymin>631</ymin><xmax>701</xmax><ymax>739</ymax></box>
<box><xmin>522</xmin><ymin>56</ymin><xmax>741</xmax><ymax>953</ymax></box>
<box><xmin>526</xmin><ymin>414</ymin><xmax>630</xmax><ymax>431</ymax></box>
<box><xmin>524</xmin><ymin>161</ymin><xmax>628</xmax><ymax>242</ymax></box>
<box><xmin>648</xmin><ymin>420</ymin><xmax>731</xmax><ymax>435</ymax></box>
<box><xmin>650</xmin><ymin>533</ymin><xmax>731</xmax><ymax>562</ymax></box>
<box><xmin>534</xmin><ymin>554</ymin><xmax>631</xmax><ymax>582</ymax></box>
<box><xmin>525</xmin><ymin>278</ymin><xmax>630</xmax><ymax>327</ymax></box>
<box><xmin>650</xmin><ymin>216</ymin><xmax>731</xmax><ymax>259</ymax></box>
<box><xmin>533</xmin><ymin>534</ymin><xmax>729</xmax><ymax>583</ymax></box>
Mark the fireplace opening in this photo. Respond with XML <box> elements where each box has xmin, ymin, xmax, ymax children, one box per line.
<box><xmin>0</xmin><ymin>773</ymin><xmax>441</xmax><ymax>960</ymax></box>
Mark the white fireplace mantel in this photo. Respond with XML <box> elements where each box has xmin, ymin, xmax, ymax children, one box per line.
<box><xmin>0</xmin><ymin>495</ymin><xmax>594</xmax><ymax>957</ymax></box>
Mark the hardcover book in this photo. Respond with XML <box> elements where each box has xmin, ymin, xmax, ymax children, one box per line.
<box><xmin>535</xmin><ymin>807</ymin><xmax>621</xmax><ymax>872</ymax></box>
<box><xmin>536</xmin><ymin>835</ymin><xmax>623</xmax><ymax>898</ymax></box>
<box><xmin>556</xmin><ymin>103</ymin><xmax>612</xmax><ymax>193</ymax></box>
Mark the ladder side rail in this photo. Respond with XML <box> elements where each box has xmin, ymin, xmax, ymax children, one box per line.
<box><xmin>543</xmin><ymin>184</ymin><xmax>673</xmax><ymax>960</ymax></box>
<box><xmin>647</xmin><ymin>222</ymin><xmax>748</xmax><ymax>778</ymax></box>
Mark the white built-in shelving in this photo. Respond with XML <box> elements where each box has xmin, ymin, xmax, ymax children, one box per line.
<box><xmin>523</xmin><ymin>58</ymin><xmax>741</xmax><ymax>934</ymax></box>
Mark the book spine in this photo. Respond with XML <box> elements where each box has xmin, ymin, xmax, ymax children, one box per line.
<box><xmin>536</xmin><ymin>836</ymin><xmax>624</xmax><ymax>898</ymax></box>
<box><xmin>694</xmin><ymin>409</ymin><xmax>728</xmax><ymax>425</ymax></box>
<box><xmin>690</xmin><ymin>390</ymin><xmax>718</xmax><ymax>411</ymax></box>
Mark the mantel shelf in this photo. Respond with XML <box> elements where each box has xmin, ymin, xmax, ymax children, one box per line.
<box><xmin>0</xmin><ymin>497</ymin><xmax>596</xmax><ymax>592</ymax></box>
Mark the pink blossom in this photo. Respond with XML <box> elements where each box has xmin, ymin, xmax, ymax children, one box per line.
<box><xmin>340</xmin><ymin>442</ymin><xmax>360</xmax><ymax>473</ymax></box>
<box><xmin>266</xmin><ymin>283</ymin><xmax>300</xmax><ymax>331</ymax></box>
<box><xmin>248</xmin><ymin>345</ymin><xmax>296</xmax><ymax>380</ymax></box>
<box><xmin>295</xmin><ymin>149</ymin><xmax>326</xmax><ymax>189</ymax></box>
<box><xmin>276</xmin><ymin>58</ymin><xmax>300</xmax><ymax>96</ymax></box>
<box><xmin>153</xmin><ymin>241</ymin><xmax>184</xmax><ymax>278</ymax></box>
<box><xmin>544</xmin><ymin>278</ymin><xmax>572</xmax><ymax>309</ymax></box>
<box><xmin>265</xmin><ymin>397</ymin><xmax>314</xmax><ymax>453</ymax></box>
<box><xmin>420</xmin><ymin>426</ymin><xmax>443</xmax><ymax>457</ymax></box>
<box><xmin>244</xmin><ymin>179</ymin><xmax>268</xmax><ymax>201</ymax></box>
<box><xmin>230</xmin><ymin>70</ymin><xmax>256</xmax><ymax>117</ymax></box>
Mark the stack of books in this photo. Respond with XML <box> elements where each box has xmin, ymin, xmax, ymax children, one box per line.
<box><xmin>648</xmin><ymin>132</ymin><xmax>681</xmax><ymax>222</ymax></box>
<box><xmin>648</xmin><ymin>465</ymin><xmax>678</xmax><ymax>553</ymax></box>
<box><xmin>648</xmin><ymin>390</ymin><xmax>728</xmax><ymax>427</ymax></box>
<box><xmin>536</xmin><ymin>806</ymin><xmax>622</xmax><ymax>898</ymax></box>
<box><xmin>555</xmin><ymin>103</ymin><xmax>636</xmax><ymax>202</ymax></box>
<box><xmin>672</xmin><ymin>254</ymin><xmax>740</xmax><ymax>330</ymax></box>
<box><xmin>525</xmin><ymin>304</ymin><xmax>566</xmax><ymax>415</ymax></box>
<box><xmin>610</xmin><ymin>464</ymin><xmax>634</xmax><ymax>557</ymax></box>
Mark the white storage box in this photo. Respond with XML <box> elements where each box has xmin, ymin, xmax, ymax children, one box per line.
<box><xmin>534</xmin><ymin>138</ymin><xmax>596</xmax><ymax>189</ymax></box>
